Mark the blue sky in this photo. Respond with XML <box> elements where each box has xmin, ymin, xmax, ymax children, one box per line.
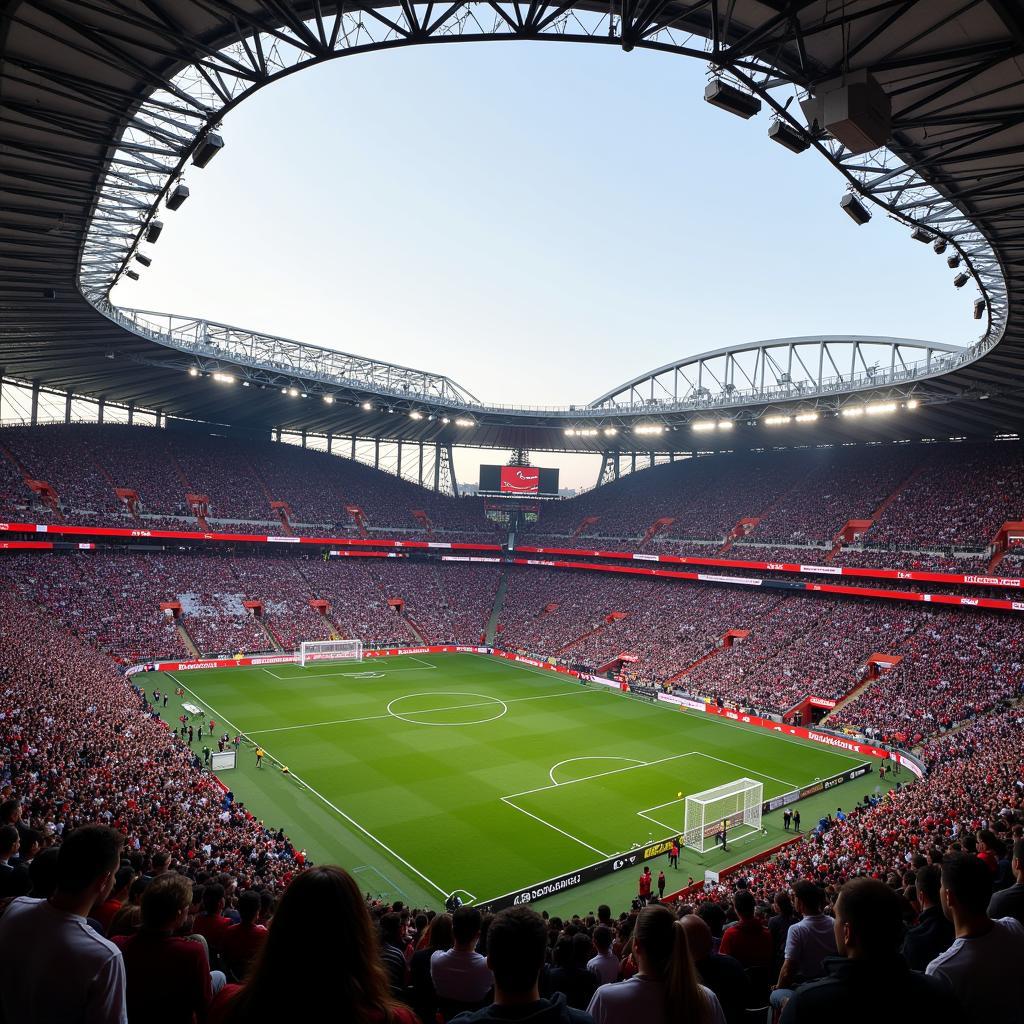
<box><xmin>113</xmin><ymin>42</ymin><xmax>978</xmax><ymax>489</ymax></box>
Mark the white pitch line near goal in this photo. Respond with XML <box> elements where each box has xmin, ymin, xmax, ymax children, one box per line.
<box><xmin>166</xmin><ymin>673</ymin><xmax>452</xmax><ymax>901</ymax></box>
<box><xmin>505</xmin><ymin>751</ymin><xmax>698</xmax><ymax>800</ymax></box>
<box><xmin>500</xmin><ymin>796</ymin><xmax>610</xmax><ymax>858</ymax></box>
<box><xmin>261</xmin><ymin>664</ymin><xmax>437</xmax><ymax>681</ymax></box>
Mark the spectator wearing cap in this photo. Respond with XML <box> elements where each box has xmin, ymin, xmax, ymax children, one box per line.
<box><xmin>988</xmin><ymin>838</ymin><xmax>1024</xmax><ymax>926</ymax></box>
<box><xmin>902</xmin><ymin>865</ymin><xmax>955</xmax><ymax>971</ymax></box>
<box><xmin>779</xmin><ymin>879</ymin><xmax>957</xmax><ymax>1024</ymax></box>
<box><xmin>927</xmin><ymin>853</ymin><xmax>1024</xmax><ymax>1022</ymax></box>
<box><xmin>0</xmin><ymin>824</ymin><xmax>127</xmax><ymax>1023</ymax></box>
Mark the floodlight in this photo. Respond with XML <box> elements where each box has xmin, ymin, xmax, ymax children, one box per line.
<box><xmin>932</xmin><ymin>238</ymin><xmax>947</xmax><ymax>254</ymax></box>
<box><xmin>841</xmin><ymin>406</ymin><xmax>864</xmax><ymax>418</ymax></box>
<box><xmin>134</xmin><ymin>253</ymin><xmax>151</xmax><ymax>267</ymax></box>
<box><xmin>361</xmin><ymin>401</ymin><xmax>373</xmax><ymax>411</ymax></box>
<box><xmin>953</xmin><ymin>272</ymin><xmax>970</xmax><ymax>288</ymax></box>
<box><xmin>166</xmin><ymin>183</ymin><xmax>190</xmax><ymax>210</ymax></box>
<box><xmin>906</xmin><ymin>400</ymin><xmax>920</xmax><ymax>410</ymax></box>
<box><xmin>192</xmin><ymin>133</ymin><xmax>224</xmax><ymax>169</ymax></box>
<box><xmin>455</xmin><ymin>418</ymin><xmax>474</xmax><ymax>427</ymax></box>
<box><xmin>840</xmin><ymin>193</ymin><xmax>871</xmax><ymax>225</ymax></box>
<box><xmin>188</xmin><ymin>367</ymin><xmax>200</xmax><ymax>377</ymax></box>
<box><xmin>704</xmin><ymin>79</ymin><xmax>761</xmax><ymax>119</ymax></box>
<box><xmin>288</xmin><ymin>387</ymin><xmax>299</xmax><ymax>397</ymax></box>
<box><xmin>911</xmin><ymin>226</ymin><xmax>933</xmax><ymax>243</ymax></box>
<box><xmin>323</xmin><ymin>395</ymin><xmax>334</xmax><ymax>404</ymax></box>
<box><xmin>125</xmin><ymin>269</ymin><xmax>139</xmax><ymax>280</ymax></box>
<box><xmin>145</xmin><ymin>220</ymin><xmax>164</xmax><ymax>244</ymax></box>
<box><xmin>763</xmin><ymin>415</ymin><xmax>791</xmax><ymax>426</ymax></box>
<box><xmin>974</xmin><ymin>298</ymin><xmax>986</xmax><ymax>320</ymax></box>
<box><xmin>947</xmin><ymin>254</ymin><xmax>961</xmax><ymax>268</ymax></box>
<box><xmin>213</xmin><ymin>372</ymin><xmax>234</xmax><ymax>384</ymax></box>
<box><xmin>768</xmin><ymin>119</ymin><xmax>810</xmax><ymax>153</ymax></box>
<box><xmin>692</xmin><ymin>421</ymin><xmax>716</xmax><ymax>432</ymax></box>
<box><xmin>409</xmin><ymin>411</ymin><xmax>423</xmax><ymax>420</ymax></box>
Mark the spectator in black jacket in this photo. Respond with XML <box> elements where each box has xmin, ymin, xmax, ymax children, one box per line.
<box><xmin>988</xmin><ymin>838</ymin><xmax>1024</xmax><ymax>926</ymax></box>
<box><xmin>780</xmin><ymin>879</ymin><xmax>958</xmax><ymax>1024</ymax></box>
<box><xmin>903</xmin><ymin>865</ymin><xmax>955</xmax><ymax>970</ymax></box>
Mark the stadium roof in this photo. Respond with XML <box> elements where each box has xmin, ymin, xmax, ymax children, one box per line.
<box><xmin>2</xmin><ymin>0</ymin><xmax>1023</xmax><ymax>454</ymax></box>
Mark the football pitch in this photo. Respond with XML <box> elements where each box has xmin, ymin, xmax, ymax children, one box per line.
<box><xmin>163</xmin><ymin>653</ymin><xmax>876</xmax><ymax>911</ymax></box>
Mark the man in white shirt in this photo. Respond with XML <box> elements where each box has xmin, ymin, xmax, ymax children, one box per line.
<box><xmin>927</xmin><ymin>852</ymin><xmax>1024</xmax><ymax>1024</ymax></box>
<box><xmin>0</xmin><ymin>824</ymin><xmax>127</xmax><ymax>1024</ymax></box>
<box><xmin>771</xmin><ymin>881</ymin><xmax>838</xmax><ymax>1014</ymax></box>
<box><xmin>587</xmin><ymin>926</ymin><xmax>620</xmax><ymax>985</ymax></box>
<box><xmin>431</xmin><ymin>905</ymin><xmax>493</xmax><ymax>1005</ymax></box>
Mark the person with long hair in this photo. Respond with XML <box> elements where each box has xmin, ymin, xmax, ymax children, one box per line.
<box><xmin>587</xmin><ymin>905</ymin><xmax>725</xmax><ymax>1024</ymax></box>
<box><xmin>209</xmin><ymin>866</ymin><xmax>417</xmax><ymax>1024</ymax></box>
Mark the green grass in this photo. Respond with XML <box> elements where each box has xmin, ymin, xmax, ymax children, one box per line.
<box><xmin>161</xmin><ymin>653</ymin><xmax>881</xmax><ymax>912</ymax></box>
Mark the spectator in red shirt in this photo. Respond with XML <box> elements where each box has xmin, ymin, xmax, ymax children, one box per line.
<box><xmin>114</xmin><ymin>872</ymin><xmax>224</xmax><ymax>1024</ymax></box>
<box><xmin>639</xmin><ymin>868</ymin><xmax>652</xmax><ymax>903</ymax></box>
<box><xmin>192</xmin><ymin>883</ymin><xmax>232</xmax><ymax>963</ymax></box>
<box><xmin>719</xmin><ymin>891</ymin><xmax>773</xmax><ymax>970</ymax></box>
<box><xmin>221</xmin><ymin>890</ymin><xmax>267</xmax><ymax>981</ymax></box>
<box><xmin>208</xmin><ymin>866</ymin><xmax>418</xmax><ymax>1024</ymax></box>
<box><xmin>94</xmin><ymin>866</ymin><xmax>134</xmax><ymax>935</ymax></box>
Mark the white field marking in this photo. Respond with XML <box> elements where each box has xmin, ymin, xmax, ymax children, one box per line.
<box><xmin>387</xmin><ymin>691</ymin><xmax>508</xmax><ymax>727</ymax></box>
<box><xmin>505</xmin><ymin>752</ymin><xmax>697</xmax><ymax>801</ymax></box>
<box><xmin>407</xmin><ymin>657</ymin><xmax>437</xmax><ymax>668</ymax></box>
<box><xmin>246</xmin><ymin>686</ymin><xmax>595</xmax><ymax>736</ymax></box>
<box><xmin>500</xmin><ymin>796</ymin><xmax>610</xmax><ymax>858</ymax></box>
<box><xmin>696</xmin><ymin>752</ymin><xmax>798</xmax><ymax>789</ymax></box>
<box><xmin>262</xmin><ymin>663</ymin><xmax>435</xmax><ymax>681</ymax></box>
<box><xmin>354</xmin><ymin>864</ymin><xmax>409</xmax><ymax>900</ymax></box>
<box><xmin>637</xmin><ymin>808</ymin><xmax>686</xmax><ymax>834</ymax></box>
<box><xmin>449</xmin><ymin>887</ymin><xmax>478</xmax><ymax>902</ymax></box>
<box><xmin>166</xmin><ymin>674</ymin><xmax>451</xmax><ymax>900</ymax></box>
<box><xmin>549</xmin><ymin>756</ymin><xmax>645</xmax><ymax>786</ymax></box>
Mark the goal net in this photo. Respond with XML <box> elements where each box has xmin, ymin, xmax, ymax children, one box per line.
<box><xmin>298</xmin><ymin>639</ymin><xmax>363</xmax><ymax>667</ymax></box>
<box><xmin>683</xmin><ymin>777</ymin><xmax>763</xmax><ymax>854</ymax></box>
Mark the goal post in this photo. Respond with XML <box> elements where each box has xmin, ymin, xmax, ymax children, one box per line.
<box><xmin>298</xmin><ymin>638</ymin><xmax>363</xmax><ymax>666</ymax></box>
<box><xmin>683</xmin><ymin>777</ymin><xmax>763</xmax><ymax>854</ymax></box>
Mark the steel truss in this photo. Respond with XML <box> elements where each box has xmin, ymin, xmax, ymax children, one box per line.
<box><xmin>59</xmin><ymin>0</ymin><xmax>1011</xmax><ymax>416</ymax></box>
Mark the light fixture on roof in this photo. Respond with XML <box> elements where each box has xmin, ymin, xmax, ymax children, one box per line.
<box><xmin>603</xmin><ymin>427</ymin><xmax>618</xmax><ymax>435</ymax></box>
<box><xmin>361</xmin><ymin>401</ymin><xmax>373</xmax><ymax>411</ymax></box>
<box><xmin>455</xmin><ymin>418</ymin><xmax>474</xmax><ymax>427</ymax></box>
<box><xmin>704</xmin><ymin>79</ymin><xmax>761</xmax><ymax>119</ymax></box>
<box><xmin>953</xmin><ymin>272</ymin><xmax>970</xmax><ymax>288</ymax></box>
<box><xmin>763</xmin><ymin>415</ymin><xmax>791</xmax><ymax>426</ymax></box>
<box><xmin>166</xmin><ymin>183</ymin><xmax>190</xmax><ymax>210</ymax></box>
<box><xmin>441</xmin><ymin>417</ymin><xmax>450</xmax><ymax>424</ymax></box>
<box><xmin>692</xmin><ymin>421</ymin><xmax>716</xmax><ymax>432</ymax></box>
<box><xmin>192</xmin><ymin>132</ymin><xmax>224</xmax><ymax>168</ymax></box>
<box><xmin>932</xmin><ymin>238</ymin><xmax>947</xmax><ymax>255</ymax></box>
<box><xmin>905</xmin><ymin>399</ymin><xmax>919</xmax><ymax>410</ymax></box>
<box><xmin>974</xmin><ymin>298</ymin><xmax>986</xmax><ymax>320</ymax></box>
<box><xmin>768</xmin><ymin>119</ymin><xmax>810</xmax><ymax>153</ymax></box>
<box><xmin>911</xmin><ymin>226</ymin><xmax>933</xmax><ymax>243</ymax></box>
<box><xmin>212</xmin><ymin>372</ymin><xmax>234</xmax><ymax>384</ymax></box>
<box><xmin>145</xmin><ymin>220</ymin><xmax>163</xmax><ymax>244</ymax></box>
<box><xmin>125</xmin><ymin>269</ymin><xmax>139</xmax><ymax>281</ymax></box>
<box><xmin>947</xmin><ymin>254</ymin><xmax>961</xmax><ymax>268</ymax></box>
<box><xmin>134</xmin><ymin>253</ymin><xmax>151</xmax><ymax>267</ymax></box>
<box><xmin>840</xmin><ymin>193</ymin><xmax>871</xmax><ymax>225</ymax></box>
<box><xmin>717</xmin><ymin>420</ymin><xmax>734</xmax><ymax>430</ymax></box>
<box><xmin>188</xmin><ymin>367</ymin><xmax>200</xmax><ymax>377</ymax></box>
<box><xmin>865</xmin><ymin>401</ymin><xmax>897</xmax><ymax>415</ymax></box>
<box><xmin>323</xmin><ymin>395</ymin><xmax>334</xmax><ymax>404</ymax></box>
<box><xmin>841</xmin><ymin>406</ymin><xmax>864</xmax><ymax>418</ymax></box>
<box><xmin>288</xmin><ymin>387</ymin><xmax>299</xmax><ymax>397</ymax></box>
<box><xmin>796</xmin><ymin>412</ymin><xmax>819</xmax><ymax>423</ymax></box>
<box><xmin>409</xmin><ymin>411</ymin><xmax>423</xmax><ymax>420</ymax></box>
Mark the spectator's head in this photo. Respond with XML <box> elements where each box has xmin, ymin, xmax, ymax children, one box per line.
<box><xmin>28</xmin><ymin>845</ymin><xmax>60</xmax><ymax>898</ymax></box>
<box><xmin>696</xmin><ymin>901</ymin><xmax>725</xmax><ymax>938</ymax></box>
<box><xmin>679</xmin><ymin>913</ymin><xmax>713</xmax><ymax>962</ymax></box>
<box><xmin>1013</xmin><ymin>838</ymin><xmax>1024</xmax><ymax>883</ymax></box>
<box><xmin>773</xmin><ymin>892</ymin><xmax>793</xmax><ymax>918</ymax></box>
<box><xmin>380</xmin><ymin>912</ymin><xmax>403</xmax><ymax>946</ymax></box>
<box><xmin>0</xmin><ymin>824</ymin><xmax>19</xmax><ymax>861</ymax></box>
<box><xmin>553</xmin><ymin>936</ymin><xmax>573</xmax><ymax>969</ymax></box>
<box><xmin>18</xmin><ymin>828</ymin><xmax>41</xmax><ymax>861</ymax></box>
<box><xmin>141</xmin><ymin>873</ymin><xmax>192</xmax><ymax>931</ymax></box>
<box><xmin>150</xmin><ymin>850</ymin><xmax>169</xmax><ymax>875</ymax></box>
<box><xmin>733</xmin><ymin>890</ymin><xmax>756</xmax><ymax>922</ymax></box>
<box><xmin>0</xmin><ymin>798</ymin><xmax>21</xmax><ymax>825</ymax></box>
<box><xmin>486</xmin><ymin>907</ymin><xmax>547</xmax><ymax>1002</ymax></box>
<box><xmin>237</xmin><ymin>889</ymin><xmax>261</xmax><ymax>925</ymax></box>
<box><xmin>633</xmin><ymin>905</ymin><xmax>714</xmax><ymax>1023</ymax></box>
<box><xmin>54</xmin><ymin>825</ymin><xmax>124</xmax><ymax>913</ymax></box>
<box><xmin>833</xmin><ymin>878</ymin><xmax>904</xmax><ymax>958</ymax></box>
<box><xmin>202</xmin><ymin>883</ymin><xmax>225</xmax><ymax>915</ymax></box>
<box><xmin>941</xmin><ymin>853</ymin><xmax>992</xmax><ymax>927</ymax></box>
<box><xmin>572</xmin><ymin>932</ymin><xmax>592</xmax><ymax>969</ymax></box>
<box><xmin>915</xmin><ymin>865</ymin><xmax>941</xmax><ymax>909</ymax></box>
<box><xmin>593</xmin><ymin>924</ymin><xmax>613</xmax><ymax>953</ymax></box>
<box><xmin>598</xmin><ymin>904</ymin><xmax>612</xmax><ymax>925</ymax></box>
<box><xmin>452</xmin><ymin>905</ymin><xmax>482</xmax><ymax>949</ymax></box>
<box><xmin>223</xmin><ymin>866</ymin><xmax>398</xmax><ymax>1021</ymax></box>
<box><xmin>793</xmin><ymin>881</ymin><xmax>825</xmax><ymax>916</ymax></box>
<box><xmin>427</xmin><ymin>913</ymin><xmax>454</xmax><ymax>952</ymax></box>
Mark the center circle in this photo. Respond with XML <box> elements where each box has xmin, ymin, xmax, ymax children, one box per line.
<box><xmin>386</xmin><ymin>691</ymin><xmax>508</xmax><ymax>727</ymax></box>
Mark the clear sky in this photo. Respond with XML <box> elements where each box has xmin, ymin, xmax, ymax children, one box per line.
<box><xmin>111</xmin><ymin>42</ymin><xmax>978</xmax><ymax>490</ymax></box>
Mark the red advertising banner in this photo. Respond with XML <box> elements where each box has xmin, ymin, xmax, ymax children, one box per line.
<box><xmin>500</xmin><ymin>467</ymin><xmax>540</xmax><ymax>494</ymax></box>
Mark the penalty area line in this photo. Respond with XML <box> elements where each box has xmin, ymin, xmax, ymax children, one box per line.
<box><xmin>500</xmin><ymin>796</ymin><xmax>609</xmax><ymax>859</ymax></box>
<box><xmin>166</xmin><ymin>674</ymin><xmax>452</xmax><ymax>901</ymax></box>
